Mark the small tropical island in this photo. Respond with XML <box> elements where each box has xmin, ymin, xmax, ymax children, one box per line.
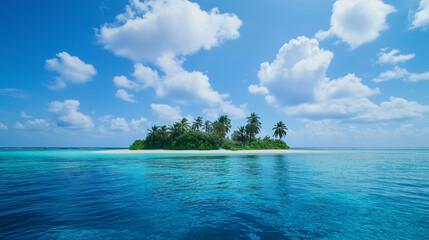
<box><xmin>129</xmin><ymin>113</ymin><xmax>289</xmax><ymax>151</ymax></box>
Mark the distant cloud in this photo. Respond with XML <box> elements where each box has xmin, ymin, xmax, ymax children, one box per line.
<box><xmin>20</xmin><ymin>111</ymin><xmax>32</xmax><ymax>118</ymax></box>
<box><xmin>49</xmin><ymin>100</ymin><xmax>94</xmax><ymax>129</ymax></box>
<box><xmin>203</xmin><ymin>101</ymin><xmax>248</xmax><ymax>120</ymax></box>
<box><xmin>110</xmin><ymin>117</ymin><xmax>130</xmax><ymax>132</ymax></box>
<box><xmin>377</xmin><ymin>48</ymin><xmax>415</xmax><ymax>65</ymax></box>
<box><xmin>373</xmin><ymin>66</ymin><xmax>429</xmax><ymax>82</ymax></box>
<box><xmin>410</xmin><ymin>0</ymin><xmax>429</xmax><ymax>30</ymax></box>
<box><xmin>98</xmin><ymin>115</ymin><xmax>148</xmax><ymax>133</ymax></box>
<box><xmin>45</xmin><ymin>52</ymin><xmax>97</xmax><ymax>90</ymax></box>
<box><xmin>0</xmin><ymin>122</ymin><xmax>7</xmax><ymax>130</ymax></box>
<box><xmin>250</xmin><ymin>36</ymin><xmax>429</xmax><ymax>123</ymax></box>
<box><xmin>316</xmin><ymin>0</ymin><xmax>395</xmax><ymax>49</ymax></box>
<box><xmin>0</xmin><ymin>88</ymin><xmax>28</xmax><ymax>99</ymax></box>
<box><xmin>151</xmin><ymin>103</ymin><xmax>192</xmax><ymax>124</ymax></box>
<box><xmin>115</xmin><ymin>89</ymin><xmax>136</xmax><ymax>102</ymax></box>
<box><xmin>130</xmin><ymin>117</ymin><xmax>148</xmax><ymax>131</ymax></box>
<box><xmin>97</xmin><ymin>0</ymin><xmax>242</xmax><ymax>62</ymax></box>
<box><xmin>13</xmin><ymin>119</ymin><xmax>50</xmax><ymax>130</ymax></box>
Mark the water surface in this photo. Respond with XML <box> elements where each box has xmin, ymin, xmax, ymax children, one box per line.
<box><xmin>0</xmin><ymin>149</ymin><xmax>428</xmax><ymax>239</ymax></box>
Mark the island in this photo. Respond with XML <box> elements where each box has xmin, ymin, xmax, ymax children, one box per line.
<box><xmin>129</xmin><ymin>113</ymin><xmax>289</xmax><ymax>151</ymax></box>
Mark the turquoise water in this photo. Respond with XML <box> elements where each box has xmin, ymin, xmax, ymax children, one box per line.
<box><xmin>0</xmin><ymin>149</ymin><xmax>428</xmax><ymax>239</ymax></box>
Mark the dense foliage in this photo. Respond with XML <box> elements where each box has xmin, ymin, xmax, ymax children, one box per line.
<box><xmin>129</xmin><ymin>114</ymin><xmax>289</xmax><ymax>151</ymax></box>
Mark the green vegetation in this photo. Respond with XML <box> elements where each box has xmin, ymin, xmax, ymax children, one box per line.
<box><xmin>129</xmin><ymin>113</ymin><xmax>289</xmax><ymax>151</ymax></box>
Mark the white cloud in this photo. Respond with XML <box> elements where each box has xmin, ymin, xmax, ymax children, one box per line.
<box><xmin>373</xmin><ymin>66</ymin><xmax>429</xmax><ymax>82</ymax></box>
<box><xmin>373</xmin><ymin>66</ymin><xmax>409</xmax><ymax>83</ymax></box>
<box><xmin>250</xmin><ymin>36</ymin><xmax>429</xmax><ymax>123</ymax></box>
<box><xmin>377</xmin><ymin>48</ymin><xmax>415</xmax><ymax>65</ymax></box>
<box><xmin>202</xmin><ymin>101</ymin><xmax>248</xmax><ymax>120</ymax></box>
<box><xmin>20</xmin><ymin>111</ymin><xmax>32</xmax><ymax>118</ymax></box>
<box><xmin>98</xmin><ymin>115</ymin><xmax>148</xmax><ymax>133</ymax></box>
<box><xmin>110</xmin><ymin>117</ymin><xmax>130</xmax><ymax>132</ymax></box>
<box><xmin>115</xmin><ymin>89</ymin><xmax>136</xmax><ymax>102</ymax></box>
<box><xmin>113</xmin><ymin>57</ymin><xmax>246</xmax><ymax>117</ymax></box>
<box><xmin>255</xmin><ymin>36</ymin><xmax>334</xmax><ymax>106</ymax></box>
<box><xmin>350</xmin><ymin>97</ymin><xmax>429</xmax><ymax>123</ymax></box>
<box><xmin>130</xmin><ymin>117</ymin><xmax>148</xmax><ymax>131</ymax></box>
<box><xmin>13</xmin><ymin>119</ymin><xmax>50</xmax><ymax>130</ymax></box>
<box><xmin>409</xmin><ymin>72</ymin><xmax>429</xmax><ymax>82</ymax></box>
<box><xmin>45</xmin><ymin>52</ymin><xmax>97</xmax><ymax>90</ymax></box>
<box><xmin>0</xmin><ymin>88</ymin><xmax>27</xmax><ymax>98</ymax></box>
<box><xmin>248</xmin><ymin>85</ymin><xmax>269</xmax><ymax>95</ymax></box>
<box><xmin>316</xmin><ymin>0</ymin><xmax>395</xmax><ymax>48</ymax></box>
<box><xmin>290</xmin><ymin>120</ymin><xmax>429</xmax><ymax>147</ymax></box>
<box><xmin>102</xmin><ymin>0</ymin><xmax>247</xmax><ymax>118</ymax></box>
<box><xmin>113</xmin><ymin>56</ymin><xmax>226</xmax><ymax>105</ymax></box>
<box><xmin>49</xmin><ymin>100</ymin><xmax>94</xmax><ymax>129</ymax></box>
<box><xmin>151</xmin><ymin>103</ymin><xmax>192</xmax><ymax>124</ymax></box>
<box><xmin>0</xmin><ymin>122</ymin><xmax>7</xmax><ymax>130</ymax></box>
<box><xmin>97</xmin><ymin>0</ymin><xmax>242</xmax><ymax>61</ymax></box>
<box><xmin>113</xmin><ymin>75</ymin><xmax>140</xmax><ymax>89</ymax></box>
<box><xmin>410</xmin><ymin>0</ymin><xmax>429</xmax><ymax>30</ymax></box>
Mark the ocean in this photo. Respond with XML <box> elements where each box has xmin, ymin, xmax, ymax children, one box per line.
<box><xmin>0</xmin><ymin>149</ymin><xmax>428</xmax><ymax>239</ymax></box>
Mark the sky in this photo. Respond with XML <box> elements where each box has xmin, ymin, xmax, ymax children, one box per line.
<box><xmin>1</xmin><ymin>0</ymin><xmax>429</xmax><ymax>147</ymax></box>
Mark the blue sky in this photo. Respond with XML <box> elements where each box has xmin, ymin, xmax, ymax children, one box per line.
<box><xmin>1</xmin><ymin>0</ymin><xmax>429</xmax><ymax>147</ymax></box>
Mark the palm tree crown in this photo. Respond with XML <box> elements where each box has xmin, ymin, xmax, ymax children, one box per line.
<box><xmin>204</xmin><ymin>120</ymin><xmax>213</xmax><ymax>134</ymax></box>
<box><xmin>213</xmin><ymin>115</ymin><xmax>231</xmax><ymax>138</ymax></box>
<box><xmin>191</xmin><ymin>117</ymin><xmax>203</xmax><ymax>131</ymax></box>
<box><xmin>273</xmin><ymin>121</ymin><xmax>288</xmax><ymax>140</ymax></box>
<box><xmin>246</xmin><ymin>112</ymin><xmax>262</xmax><ymax>140</ymax></box>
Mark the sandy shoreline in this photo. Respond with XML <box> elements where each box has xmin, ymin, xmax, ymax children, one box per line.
<box><xmin>96</xmin><ymin>149</ymin><xmax>317</xmax><ymax>154</ymax></box>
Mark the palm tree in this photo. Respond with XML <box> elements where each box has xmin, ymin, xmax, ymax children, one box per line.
<box><xmin>159</xmin><ymin>125</ymin><xmax>168</xmax><ymax>141</ymax></box>
<box><xmin>246</xmin><ymin>112</ymin><xmax>261</xmax><ymax>140</ymax></box>
<box><xmin>204</xmin><ymin>120</ymin><xmax>213</xmax><ymax>134</ymax></box>
<box><xmin>147</xmin><ymin>125</ymin><xmax>159</xmax><ymax>137</ymax></box>
<box><xmin>232</xmin><ymin>126</ymin><xmax>247</xmax><ymax>142</ymax></box>
<box><xmin>169</xmin><ymin>122</ymin><xmax>184</xmax><ymax>139</ymax></box>
<box><xmin>191</xmin><ymin>117</ymin><xmax>203</xmax><ymax>131</ymax></box>
<box><xmin>213</xmin><ymin>115</ymin><xmax>231</xmax><ymax>138</ymax></box>
<box><xmin>273</xmin><ymin>121</ymin><xmax>288</xmax><ymax>140</ymax></box>
<box><xmin>179</xmin><ymin>118</ymin><xmax>190</xmax><ymax>131</ymax></box>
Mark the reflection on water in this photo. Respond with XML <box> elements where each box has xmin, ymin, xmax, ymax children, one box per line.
<box><xmin>0</xmin><ymin>150</ymin><xmax>428</xmax><ymax>239</ymax></box>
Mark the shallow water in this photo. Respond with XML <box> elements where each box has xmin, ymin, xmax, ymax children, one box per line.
<box><xmin>0</xmin><ymin>149</ymin><xmax>428</xmax><ymax>239</ymax></box>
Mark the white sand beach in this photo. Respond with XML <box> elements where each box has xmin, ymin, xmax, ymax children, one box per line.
<box><xmin>97</xmin><ymin>149</ymin><xmax>317</xmax><ymax>154</ymax></box>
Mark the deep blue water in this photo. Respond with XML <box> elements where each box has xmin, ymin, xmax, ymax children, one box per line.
<box><xmin>0</xmin><ymin>149</ymin><xmax>428</xmax><ymax>239</ymax></box>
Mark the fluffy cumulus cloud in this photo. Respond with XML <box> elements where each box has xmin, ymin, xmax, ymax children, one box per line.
<box><xmin>97</xmin><ymin>0</ymin><xmax>241</xmax><ymax>61</ymax></box>
<box><xmin>151</xmin><ymin>103</ymin><xmax>192</xmax><ymax>124</ymax></box>
<box><xmin>0</xmin><ymin>122</ymin><xmax>7</xmax><ymax>130</ymax></box>
<box><xmin>377</xmin><ymin>48</ymin><xmax>415</xmax><ymax>65</ymax></box>
<box><xmin>249</xmin><ymin>36</ymin><xmax>429</xmax><ymax>122</ymax></box>
<box><xmin>49</xmin><ymin>100</ymin><xmax>94</xmax><ymax>129</ymax></box>
<box><xmin>113</xmin><ymin>58</ymin><xmax>226</xmax><ymax>105</ymax></box>
<box><xmin>101</xmin><ymin>0</ymin><xmax>246</xmax><ymax>118</ymax></box>
<box><xmin>115</xmin><ymin>89</ymin><xmax>136</xmax><ymax>102</ymax></box>
<box><xmin>410</xmin><ymin>0</ymin><xmax>429</xmax><ymax>30</ymax></box>
<box><xmin>374</xmin><ymin>66</ymin><xmax>429</xmax><ymax>83</ymax></box>
<box><xmin>254</xmin><ymin>37</ymin><xmax>334</xmax><ymax>106</ymax></box>
<box><xmin>316</xmin><ymin>0</ymin><xmax>395</xmax><ymax>48</ymax></box>
<box><xmin>45</xmin><ymin>52</ymin><xmax>97</xmax><ymax>90</ymax></box>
